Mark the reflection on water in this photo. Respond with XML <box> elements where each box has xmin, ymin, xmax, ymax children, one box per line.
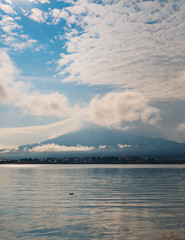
<box><xmin>0</xmin><ymin>164</ymin><xmax>185</xmax><ymax>240</ymax></box>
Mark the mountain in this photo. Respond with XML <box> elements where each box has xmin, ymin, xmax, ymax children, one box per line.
<box><xmin>2</xmin><ymin>125</ymin><xmax>184</xmax><ymax>158</ymax></box>
<box><xmin>43</xmin><ymin>126</ymin><xmax>185</xmax><ymax>156</ymax></box>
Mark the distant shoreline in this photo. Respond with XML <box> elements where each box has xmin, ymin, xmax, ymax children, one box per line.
<box><xmin>1</xmin><ymin>156</ymin><xmax>185</xmax><ymax>164</ymax></box>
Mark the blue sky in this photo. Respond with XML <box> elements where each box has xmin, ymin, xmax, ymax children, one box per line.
<box><xmin>0</xmin><ymin>0</ymin><xmax>185</xmax><ymax>151</ymax></box>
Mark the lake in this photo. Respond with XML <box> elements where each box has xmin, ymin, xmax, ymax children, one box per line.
<box><xmin>0</xmin><ymin>164</ymin><xmax>185</xmax><ymax>240</ymax></box>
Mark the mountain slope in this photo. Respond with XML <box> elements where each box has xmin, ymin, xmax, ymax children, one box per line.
<box><xmin>41</xmin><ymin>126</ymin><xmax>185</xmax><ymax>156</ymax></box>
<box><xmin>1</xmin><ymin>126</ymin><xmax>185</xmax><ymax>158</ymax></box>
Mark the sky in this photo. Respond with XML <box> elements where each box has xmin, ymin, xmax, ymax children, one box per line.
<box><xmin>0</xmin><ymin>0</ymin><xmax>185</xmax><ymax>151</ymax></box>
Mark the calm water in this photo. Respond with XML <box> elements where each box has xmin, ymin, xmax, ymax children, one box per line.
<box><xmin>0</xmin><ymin>164</ymin><xmax>185</xmax><ymax>240</ymax></box>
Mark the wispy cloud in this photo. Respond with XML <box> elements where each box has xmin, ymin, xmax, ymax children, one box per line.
<box><xmin>57</xmin><ymin>0</ymin><xmax>185</xmax><ymax>100</ymax></box>
<box><xmin>0</xmin><ymin>16</ymin><xmax>21</xmax><ymax>33</ymax></box>
<box><xmin>0</xmin><ymin>11</ymin><xmax>39</xmax><ymax>51</ymax></box>
<box><xmin>0</xmin><ymin>116</ymin><xmax>82</xmax><ymax>146</ymax></box>
<box><xmin>29</xmin><ymin>0</ymin><xmax>50</xmax><ymax>3</ymax></box>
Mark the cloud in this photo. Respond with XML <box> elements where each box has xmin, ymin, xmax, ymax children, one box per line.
<box><xmin>25</xmin><ymin>143</ymin><xmax>94</xmax><ymax>152</ymax></box>
<box><xmin>117</xmin><ymin>144</ymin><xmax>132</xmax><ymax>149</ymax></box>
<box><xmin>0</xmin><ymin>15</ymin><xmax>21</xmax><ymax>33</ymax></box>
<box><xmin>27</xmin><ymin>8</ymin><xmax>69</xmax><ymax>25</ymax></box>
<box><xmin>0</xmin><ymin>13</ymin><xmax>39</xmax><ymax>51</ymax></box>
<box><xmin>0</xmin><ymin>83</ymin><xmax>9</xmax><ymax>103</ymax></box>
<box><xmin>99</xmin><ymin>145</ymin><xmax>107</xmax><ymax>149</ymax></box>
<box><xmin>48</xmin><ymin>8</ymin><xmax>69</xmax><ymax>24</ymax></box>
<box><xmin>57</xmin><ymin>0</ymin><xmax>185</xmax><ymax>100</ymax></box>
<box><xmin>0</xmin><ymin>49</ymin><xmax>18</xmax><ymax>103</ymax></box>
<box><xmin>15</xmin><ymin>92</ymin><xmax>73</xmax><ymax>118</ymax></box>
<box><xmin>0</xmin><ymin>49</ymin><xmax>81</xmax><ymax>137</ymax></box>
<box><xmin>0</xmin><ymin>49</ymin><xmax>17</xmax><ymax>78</ymax></box>
<box><xmin>5</xmin><ymin>0</ymin><xmax>12</xmax><ymax>5</ymax></box>
<box><xmin>28</xmin><ymin>8</ymin><xmax>48</xmax><ymax>23</ymax></box>
<box><xmin>0</xmin><ymin>144</ymin><xmax>18</xmax><ymax>153</ymax></box>
<box><xmin>29</xmin><ymin>0</ymin><xmax>50</xmax><ymax>3</ymax></box>
<box><xmin>88</xmin><ymin>92</ymin><xmax>160</xmax><ymax>127</ymax></box>
<box><xmin>0</xmin><ymin>50</ymin><xmax>163</xmax><ymax>146</ymax></box>
<box><xmin>0</xmin><ymin>116</ymin><xmax>83</xmax><ymax>146</ymax></box>
<box><xmin>0</xmin><ymin>50</ymin><xmax>74</xmax><ymax>118</ymax></box>
<box><xmin>0</xmin><ymin>2</ymin><xmax>16</xmax><ymax>14</ymax></box>
<box><xmin>176</xmin><ymin>122</ymin><xmax>185</xmax><ymax>132</ymax></box>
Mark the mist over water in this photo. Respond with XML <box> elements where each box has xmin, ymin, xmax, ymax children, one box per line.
<box><xmin>0</xmin><ymin>165</ymin><xmax>185</xmax><ymax>240</ymax></box>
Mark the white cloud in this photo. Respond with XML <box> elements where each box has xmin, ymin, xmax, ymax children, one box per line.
<box><xmin>0</xmin><ymin>16</ymin><xmax>21</xmax><ymax>33</ymax></box>
<box><xmin>49</xmin><ymin>8</ymin><xmax>69</xmax><ymax>24</ymax></box>
<box><xmin>88</xmin><ymin>92</ymin><xmax>160</xmax><ymax>127</ymax></box>
<box><xmin>117</xmin><ymin>144</ymin><xmax>132</xmax><ymax>149</ymax></box>
<box><xmin>0</xmin><ymin>50</ymin><xmax>163</xmax><ymax>146</ymax></box>
<box><xmin>0</xmin><ymin>116</ymin><xmax>82</xmax><ymax>146</ymax></box>
<box><xmin>99</xmin><ymin>145</ymin><xmax>107</xmax><ymax>149</ymax></box>
<box><xmin>9</xmin><ymin>38</ymin><xmax>38</xmax><ymax>51</ymax></box>
<box><xmin>57</xmin><ymin>0</ymin><xmax>185</xmax><ymax>100</ymax></box>
<box><xmin>0</xmin><ymin>3</ymin><xmax>16</xmax><ymax>14</ymax></box>
<box><xmin>5</xmin><ymin>0</ymin><xmax>12</xmax><ymax>5</ymax></box>
<box><xmin>176</xmin><ymin>122</ymin><xmax>185</xmax><ymax>132</ymax></box>
<box><xmin>0</xmin><ymin>82</ymin><xmax>9</xmax><ymax>103</ymax></box>
<box><xmin>15</xmin><ymin>92</ymin><xmax>73</xmax><ymax>118</ymax></box>
<box><xmin>25</xmin><ymin>143</ymin><xmax>94</xmax><ymax>152</ymax></box>
<box><xmin>0</xmin><ymin>49</ymin><xmax>17</xmax><ymax>79</ymax></box>
<box><xmin>0</xmin><ymin>49</ymin><xmax>18</xmax><ymax>103</ymax></box>
<box><xmin>28</xmin><ymin>8</ymin><xmax>48</xmax><ymax>23</ymax></box>
<box><xmin>141</xmin><ymin>107</ymin><xmax>161</xmax><ymax>126</ymax></box>
<box><xmin>0</xmin><ymin>50</ymin><xmax>74</xmax><ymax>118</ymax></box>
<box><xmin>20</xmin><ymin>7</ymin><xmax>29</xmax><ymax>16</ymax></box>
<box><xmin>26</xmin><ymin>7</ymin><xmax>69</xmax><ymax>25</ymax></box>
<box><xmin>29</xmin><ymin>0</ymin><xmax>50</xmax><ymax>4</ymax></box>
<box><xmin>0</xmin><ymin>14</ymin><xmax>39</xmax><ymax>51</ymax></box>
<box><xmin>0</xmin><ymin>144</ymin><xmax>18</xmax><ymax>153</ymax></box>
<box><xmin>50</xmin><ymin>8</ymin><xmax>60</xmax><ymax>18</ymax></box>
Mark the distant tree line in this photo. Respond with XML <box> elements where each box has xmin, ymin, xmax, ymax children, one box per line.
<box><xmin>1</xmin><ymin>156</ymin><xmax>185</xmax><ymax>164</ymax></box>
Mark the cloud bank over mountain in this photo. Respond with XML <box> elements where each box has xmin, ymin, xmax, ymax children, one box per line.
<box><xmin>0</xmin><ymin>0</ymin><xmax>185</xmax><ymax>149</ymax></box>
